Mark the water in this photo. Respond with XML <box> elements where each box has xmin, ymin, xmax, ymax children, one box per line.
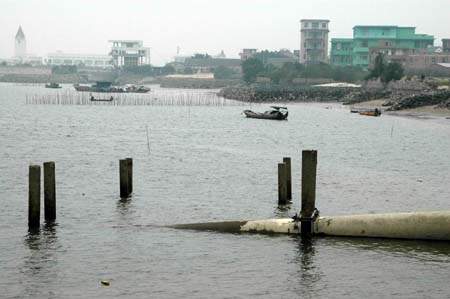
<box><xmin>1</xmin><ymin>82</ymin><xmax>450</xmax><ymax>298</ymax></box>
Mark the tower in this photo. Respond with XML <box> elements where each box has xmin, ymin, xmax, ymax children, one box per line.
<box><xmin>15</xmin><ymin>26</ymin><xmax>27</xmax><ymax>59</ymax></box>
<box><xmin>300</xmin><ymin>19</ymin><xmax>330</xmax><ymax>64</ymax></box>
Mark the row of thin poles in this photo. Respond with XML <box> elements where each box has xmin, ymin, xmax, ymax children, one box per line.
<box><xmin>25</xmin><ymin>91</ymin><xmax>247</xmax><ymax>106</ymax></box>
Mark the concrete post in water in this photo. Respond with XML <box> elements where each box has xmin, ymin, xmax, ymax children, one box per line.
<box><xmin>283</xmin><ymin>157</ymin><xmax>292</xmax><ymax>200</ymax></box>
<box><xmin>126</xmin><ymin>158</ymin><xmax>133</xmax><ymax>194</ymax></box>
<box><xmin>278</xmin><ymin>163</ymin><xmax>288</xmax><ymax>205</ymax></box>
<box><xmin>28</xmin><ymin>165</ymin><xmax>41</xmax><ymax>228</ymax></box>
<box><xmin>301</xmin><ymin>150</ymin><xmax>318</xmax><ymax>237</ymax></box>
<box><xmin>43</xmin><ymin>162</ymin><xmax>56</xmax><ymax>221</ymax></box>
<box><xmin>119</xmin><ymin>159</ymin><xmax>129</xmax><ymax>198</ymax></box>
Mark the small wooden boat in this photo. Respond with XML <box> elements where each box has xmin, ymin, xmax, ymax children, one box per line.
<box><xmin>358</xmin><ymin>108</ymin><xmax>381</xmax><ymax>117</ymax></box>
<box><xmin>243</xmin><ymin>106</ymin><xmax>288</xmax><ymax>120</ymax></box>
<box><xmin>90</xmin><ymin>96</ymin><xmax>114</xmax><ymax>102</ymax></box>
<box><xmin>45</xmin><ymin>83</ymin><xmax>61</xmax><ymax>89</ymax></box>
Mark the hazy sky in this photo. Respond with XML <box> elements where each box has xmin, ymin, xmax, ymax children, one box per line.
<box><xmin>1</xmin><ymin>0</ymin><xmax>449</xmax><ymax>66</ymax></box>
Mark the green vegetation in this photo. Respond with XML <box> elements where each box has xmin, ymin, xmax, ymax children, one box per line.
<box><xmin>242</xmin><ymin>58</ymin><xmax>265</xmax><ymax>83</ymax></box>
<box><xmin>242</xmin><ymin>59</ymin><xmax>367</xmax><ymax>84</ymax></box>
<box><xmin>192</xmin><ymin>53</ymin><xmax>211</xmax><ymax>59</ymax></box>
<box><xmin>367</xmin><ymin>53</ymin><xmax>404</xmax><ymax>83</ymax></box>
<box><xmin>52</xmin><ymin>65</ymin><xmax>78</xmax><ymax>74</ymax></box>
<box><xmin>213</xmin><ymin>66</ymin><xmax>239</xmax><ymax>79</ymax></box>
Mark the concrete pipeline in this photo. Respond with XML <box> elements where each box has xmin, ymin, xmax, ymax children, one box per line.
<box><xmin>170</xmin><ymin>211</ymin><xmax>450</xmax><ymax>241</ymax></box>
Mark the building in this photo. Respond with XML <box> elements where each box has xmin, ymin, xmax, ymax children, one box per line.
<box><xmin>330</xmin><ymin>38</ymin><xmax>353</xmax><ymax>66</ymax></box>
<box><xmin>300</xmin><ymin>19</ymin><xmax>330</xmax><ymax>64</ymax></box>
<box><xmin>109</xmin><ymin>40</ymin><xmax>150</xmax><ymax>67</ymax></box>
<box><xmin>46</xmin><ymin>52</ymin><xmax>112</xmax><ymax>68</ymax></box>
<box><xmin>15</xmin><ymin>26</ymin><xmax>27</xmax><ymax>59</ymax></box>
<box><xmin>239</xmin><ymin>49</ymin><xmax>257</xmax><ymax>60</ymax></box>
<box><xmin>331</xmin><ymin>25</ymin><xmax>434</xmax><ymax>68</ymax></box>
<box><xmin>380</xmin><ymin>52</ymin><xmax>450</xmax><ymax>70</ymax></box>
<box><xmin>443</xmin><ymin>39</ymin><xmax>450</xmax><ymax>52</ymax></box>
<box><xmin>183</xmin><ymin>58</ymin><xmax>242</xmax><ymax>73</ymax></box>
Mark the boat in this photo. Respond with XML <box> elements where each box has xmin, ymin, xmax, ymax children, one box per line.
<box><xmin>45</xmin><ymin>83</ymin><xmax>62</xmax><ymax>89</ymax></box>
<box><xmin>243</xmin><ymin>106</ymin><xmax>288</xmax><ymax>120</ymax></box>
<box><xmin>74</xmin><ymin>81</ymin><xmax>150</xmax><ymax>93</ymax></box>
<box><xmin>90</xmin><ymin>95</ymin><xmax>114</xmax><ymax>102</ymax></box>
<box><xmin>358</xmin><ymin>108</ymin><xmax>381</xmax><ymax>117</ymax></box>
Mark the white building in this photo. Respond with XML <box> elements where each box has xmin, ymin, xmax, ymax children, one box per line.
<box><xmin>46</xmin><ymin>52</ymin><xmax>112</xmax><ymax>68</ymax></box>
<box><xmin>109</xmin><ymin>40</ymin><xmax>150</xmax><ymax>67</ymax></box>
<box><xmin>300</xmin><ymin>19</ymin><xmax>330</xmax><ymax>64</ymax></box>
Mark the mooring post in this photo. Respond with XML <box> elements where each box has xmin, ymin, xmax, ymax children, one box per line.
<box><xmin>126</xmin><ymin>158</ymin><xmax>133</xmax><ymax>194</ymax></box>
<box><xmin>29</xmin><ymin>165</ymin><xmax>41</xmax><ymax>229</ymax></box>
<box><xmin>283</xmin><ymin>157</ymin><xmax>292</xmax><ymax>200</ymax></box>
<box><xmin>119</xmin><ymin>159</ymin><xmax>129</xmax><ymax>198</ymax></box>
<box><xmin>43</xmin><ymin>161</ymin><xmax>56</xmax><ymax>221</ymax></box>
<box><xmin>301</xmin><ymin>150</ymin><xmax>318</xmax><ymax>237</ymax></box>
<box><xmin>278</xmin><ymin>163</ymin><xmax>288</xmax><ymax>205</ymax></box>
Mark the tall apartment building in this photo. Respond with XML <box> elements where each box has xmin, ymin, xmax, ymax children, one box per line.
<box><xmin>300</xmin><ymin>19</ymin><xmax>330</xmax><ymax>64</ymax></box>
<box><xmin>331</xmin><ymin>25</ymin><xmax>434</xmax><ymax>68</ymax></box>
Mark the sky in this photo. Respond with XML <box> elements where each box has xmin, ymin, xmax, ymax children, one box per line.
<box><xmin>1</xmin><ymin>0</ymin><xmax>449</xmax><ymax>66</ymax></box>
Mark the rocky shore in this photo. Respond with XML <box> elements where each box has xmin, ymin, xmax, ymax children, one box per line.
<box><xmin>218</xmin><ymin>84</ymin><xmax>361</xmax><ymax>102</ymax></box>
<box><xmin>218</xmin><ymin>79</ymin><xmax>450</xmax><ymax>112</ymax></box>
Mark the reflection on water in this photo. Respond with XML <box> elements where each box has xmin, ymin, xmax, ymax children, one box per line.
<box><xmin>324</xmin><ymin>236</ymin><xmax>450</xmax><ymax>261</ymax></box>
<box><xmin>296</xmin><ymin>237</ymin><xmax>322</xmax><ymax>298</ymax></box>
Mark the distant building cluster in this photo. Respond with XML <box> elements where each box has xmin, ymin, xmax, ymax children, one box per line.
<box><xmin>2</xmin><ymin>22</ymin><xmax>450</xmax><ymax>76</ymax></box>
<box><xmin>2</xmin><ymin>26</ymin><xmax>152</xmax><ymax>69</ymax></box>
<box><xmin>329</xmin><ymin>24</ymin><xmax>450</xmax><ymax>73</ymax></box>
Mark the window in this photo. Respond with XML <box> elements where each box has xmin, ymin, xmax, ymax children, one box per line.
<box><xmin>321</xmin><ymin>23</ymin><xmax>327</xmax><ymax>29</ymax></box>
<box><xmin>304</xmin><ymin>22</ymin><xmax>309</xmax><ymax>28</ymax></box>
<box><xmin>312</xmin><ymin>22</ymin><xmax>319</xmax><ymax>29</ymax></box>
<box><xmin>337</xmin><ymin>43</ymin><xmax>342</xmax><ymax>50</ymax></box>
<box><xmin>361</xmin><ymin>41</ymin><xmax>368</xmax><ymax>47</ymax></box>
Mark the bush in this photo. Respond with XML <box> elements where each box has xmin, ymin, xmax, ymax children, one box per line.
<box><xmin>214</xmin><ymin>66</ymin><xmax>238</xmax><ymax>79</ymax></box>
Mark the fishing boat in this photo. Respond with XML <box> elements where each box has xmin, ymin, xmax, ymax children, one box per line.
<box><xmin>243</xmin><ymin>106</ymin><xmax>288</xmax><ymax>120</ymax></box>
<box><xmin>90</xmin><ymin>95</ymin><xmax>114</xmax><ymax>102</ymax></box>
<box><xmin>358</xmin><ymin>108</ymin><xmax>381</xmax><ymax>117</ymax></box>
<box><xmin>45</xmin><ymin>83</ymin><xmax>62</xmax><ymax>89</ymax></box>
<box><xmin>74</xmin><ymin>81</ymin><xmax>150</xmax><ymax>93</ymax></box>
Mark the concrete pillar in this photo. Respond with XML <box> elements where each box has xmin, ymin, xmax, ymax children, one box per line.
<box><xmin>278</xmin><ymin>163</ymin><xmax>288</xmax><ymax>205</ymax></box>
<box><xmin>28</xmin><ymin>165</ymin><xmax>41</xmax><ymax>228</ymax></box>
<box><xmin>126</xmin><ymin>158</ymin><xmax>133</xmax><ymax>194</ymax></box>
<box><xmin>119</xmin><ymin>159</ymin><xmax>129</xmax><ymax>198</ymax></box>
<box><xmin>301</xmin><ymin>150</ymin><xmax>317</xmax><ymax>237</ymax></box>
<box><xmin>43</xmin><ymin>162</ymin><xmax>56</xmax><ymax>221</ymax></box>
<box><xmin>283</xmin><ymin>157</ymin><xmax>292</xmax><ymax>200</ymax></box>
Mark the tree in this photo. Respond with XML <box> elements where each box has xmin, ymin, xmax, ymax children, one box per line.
<box><xmin>366</xmin><ymin>53</ymin><xmax>404</xmax><ymax>83</ymax></box>
<box><xmin>242</xmin><ymin>58</ymin><xmax>265</xmax><ymax>84</ymax></box>
<box><xmin>213</xmin><ymin>66</ymin><xmax>237</xmax><ymax>79</ymax></box>
<box><xmin>367</xmin><ymin>53</ymin><xmax>385</xmax><ymax>80</ymax></box>
<box><xmin>382</xmin><ymin>62</ymin><xmax>404</xmax><ymax>83</ymax></box>
<box><xmin>192</xmin><ymin>53</ymin><xmax>211</xmax><ymax>59</ymax></box>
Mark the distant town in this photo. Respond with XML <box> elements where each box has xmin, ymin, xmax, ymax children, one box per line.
<box><xmin>2</xmin><ymin>19</ymin><xmax>450</xmax><ymax>77</ymax></box>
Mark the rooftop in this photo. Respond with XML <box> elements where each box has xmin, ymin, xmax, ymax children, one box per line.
<box><xmin>300</xmin><ymin>19</ymin><xmax>330</xmax><ymax>22</ymax></box>
<box><xmin>353</xmin><ymin>25</ymin><xmax>415</xmax><ymax>29</ymax></box>
<box><xmin>16</xmin><ymin>26</ymin><xmax>25</xmax><ymax>39</ymax></box>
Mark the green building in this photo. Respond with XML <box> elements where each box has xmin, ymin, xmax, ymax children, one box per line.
<box><xmin>331</xmin><ymin>26</ymin><xmax>434</xmax><ymax>68</ymax></box>
<box><xmin>330</xmin><ymin>38</ymin><xmax>353</xmax><ymax>66</ymax></box>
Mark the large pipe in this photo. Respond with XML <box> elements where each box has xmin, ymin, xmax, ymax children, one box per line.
<box><xmin>170</xmin><ymin>211</ymin><xmax>450</xmax><ymax>241</ymax></box>
<box><xmin>315</xmin><ymin>211</ymin><xmax>450</xmax><ymax>241</ymax></box>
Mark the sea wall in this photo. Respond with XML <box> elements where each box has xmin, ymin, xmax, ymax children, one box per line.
<box><xmin>218</xmin><ymin>84</ymin><xmax>362</xmax><ymax>103</ymax></box>
<box><xmin>155</xmin><ymin>77</ymin><xmax>239</xmax><ymax>89</ymax></box>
